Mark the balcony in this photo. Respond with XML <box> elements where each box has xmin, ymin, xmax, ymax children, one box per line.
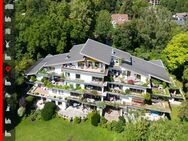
<box><xmin>152</xmin><ymin>87</ymin><xmax>171</xmax><ymax>97</ymax></box>
<box><xmin>64</xmin><ymin>77</ymin><xmax>104</xmax><ymax>86</ymax></box>
<box><xmin>62</xmin><ymin>63</ymin><xmax>107</xmax><ymax>74</ymax></box>
<box><xmin>107</xmin><ymin>87</ymin><xmax>145</xmax><ymax>98</ymax></box>
<box><xmin>27</xmin><ymin>86</ymin><xmax>66</xmax><ymax>102</ymax></box>
<box><xmin>113</xmin><ymin>75</ymin><xmax>148</xmax><ymax>87</ymax></box>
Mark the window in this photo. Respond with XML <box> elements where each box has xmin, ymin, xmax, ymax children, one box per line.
<box><xmin>95</xmin><ymin>62</ymin><xmax>99</xmax><ymax>68</ymax></box>
<box><xmin>65</xmin><ymin>72</ymin><xmax>70</xmax><ymax>77</ymax></box>
<box><xmin>92</xmin><ymin>76</ymin><xmax>102</xmax><ymax>82</ymax></box>
<box><xmin>136</xmin><ymin>74</ymin><xmax>141</xmax><ymax>80</ymax></box>
<box><xmin>76</xmin><ymin>74</ymin><xmax>80</xmax><ymax>79</ymax></box>
<box><xmin>127</xmin><ymin>71</ymin><xmax>131</xmax><ymax>76</ymax></box>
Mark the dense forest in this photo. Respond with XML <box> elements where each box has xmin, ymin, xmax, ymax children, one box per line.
<box><xmin>12</xmin><ymin>0</ymin><xmax>188</xmax><ymax>140</ymax></box>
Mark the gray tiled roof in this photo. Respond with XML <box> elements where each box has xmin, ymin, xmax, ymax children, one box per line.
<box><xmin>25</xmin><ymin>44</ymin><xmax>85</xmax><ymax>75</ymax></box>
<box><xmin>25</xmin><ymin>58</ymin><xmax>46</xmax><ymax>75</ymax></box>
<box><xmin>112</xmin><ymin>48</ymin><xmax>131</xmax><ymax>62</ymax></box>
<box><xmin>121</xmin><ymin>56</ymin><xmax>170</xmax><ymax>83</ymax></box>
<box><xmin>149</xmin><ymin>60</ymin><xmax>164</xmax><ymax>67</ymax></box>
<box><xmin>45</xmin><ymin>44</ymin><xmax>84</xmax><ymax>66</ymax></box>
<box><xmin>80</xmin><ymin>39</ymin><xmax>112</xmax><ymax>65</ymax></box>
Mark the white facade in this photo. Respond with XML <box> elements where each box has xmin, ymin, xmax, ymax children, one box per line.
<box><xmin>54</xmin><ymin>65</ymin><xmax>62</xmax><ymax>74</ymax></box>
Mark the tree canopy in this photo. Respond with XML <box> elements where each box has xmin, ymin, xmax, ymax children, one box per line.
<box><xmin>162</xmin><ymin>32</ymin><xmax>188</xmax><ymax>72</ymax></box>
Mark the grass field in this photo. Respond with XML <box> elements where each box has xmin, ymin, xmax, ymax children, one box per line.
<box><xmin>170</xmin><ymin>104</ymin><xmax>181</xmax><ymax>121</ymax></box>
<box><xmin>16</xmin><ymin>117</ymin><xmax>124</xmax><ymax>141</ymax></box>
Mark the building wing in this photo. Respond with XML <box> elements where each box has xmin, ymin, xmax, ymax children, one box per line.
<box><xmin>80</xmin><ymin>39</ymin><xmax>112</xmax><ymax>65</ymax></box>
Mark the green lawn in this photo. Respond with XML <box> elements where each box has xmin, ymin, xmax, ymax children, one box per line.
<box><xmin>16</xmin><ymin>117</ymin><xmax>124</xmax><ymax>141</ymax></box>
<box><xmin>170</xmin><ymin>104</ymin><xmax>180</xmax><ymax>121</ymax></box>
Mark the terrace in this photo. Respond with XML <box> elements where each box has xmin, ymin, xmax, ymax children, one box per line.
<box><xmin>109</xmin><ymin>69</ymin><xmax>149</xmax><ymax>87</ymax></box>
<box><xmin>107</xmin><ymin>86</ymin><xmax>146</xmax><ymax>98</ymax></box>
<box><xmin>62</xmin><ymin>61</ymin><xmax>106</xmax><ymax>74</ymax></box>
<box><xmin>169</xmin><ymin>89</ymin><xmax>184</xmax><ymax>99</ymax></box>
<box><xmin>27</xmin><ymin>86</ymin><xmax>66</xmax><ymax>102</ymax></box>
<box><xmin>58</xmin><ymin>105</ymin><xmax>92</xmax><ymax>119</ymax></box>
<box><xmin>152</xmin><ymin>87</ymin><xmax>171</xmax><ymax>97</ymax></box>
<box><xmin>104</xmin><ymin>108</ymin><xmax>121</xmax><ymax>122</ymax></box>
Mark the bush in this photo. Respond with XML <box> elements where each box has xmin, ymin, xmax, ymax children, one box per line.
<box><xmin>90</xmin><ymin>111</ymin><xmax>100</xmax><ymax>126</ymax></box>
<box><xmin>30</xmin><ymin>76</ymin><xmax>36</xmax><ymax>82</ymax></box>
<box><xmin>74</xmin><ymin>117</ymin><xmax>81</xmax><ymax>124</ymax></box>
<box><xmin>125</xmin><ymin>89</ymin><xmax>130</xmax><ymax>94</ymax></box>
<box><xmin>25</xmin><ymin>96</ymin><xmax>34</xmax><ymax>103</ymax></box>
<box><xmin>178</xmin><ymin>101</ymin><xmax>188</xmax><ymax>122</ymax></box>
<box><xmin>17</xmin><ymin>106</ymin><xmax>26</xmax><ymax>117</ymax></box>
<box><xmin>114</xmin><ymin>121</ymin><xmax>124</xmax><ymax>133</ymax></box>
<box><xmin>162</xmin><ymin>82</ymin><xmax>167</xmax><ymax>88</ymax></box>
<box><xmin>30</xmin><ymin>110</ymin><xmax>42</xmax><ymax>121</ymax></box>
<box><xmin>144</xmin><ymin>93</ymin><xmax>152</xmax><ymax>104</ymax></box>
<box><xmin>100</xmin><ymin>116</ymin><xmax>107</xmax><ymax>124</ymax></box>
<box><xmin>41</xmin><ymin>102</ymin><xmax>56</xmax><ymax>121</ymax></box>
<box><xmin>107</xmin><ymin>120</ymin><xmax>124</xmax><ymax>133</ymax></box>
<box><xmin>119</xmin><ymin>116</ymin><xmax>126</xmax><ymax>125</ymax></box>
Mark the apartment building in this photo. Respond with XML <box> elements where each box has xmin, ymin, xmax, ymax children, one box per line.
<box><xmin>25</xmin><ymin>39</ymin><xmax>177</xmax><ymax>120</ymax></box>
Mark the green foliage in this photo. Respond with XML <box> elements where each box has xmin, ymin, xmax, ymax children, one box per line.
<box><xmin>100</xmin><ymin>116</ymin><xmax>107</xmax><ymax>125</ymax></box>
<box><xmin>30</xmin><ymin>76</ymin><xmax>36</xmax><ymax>82</ymax></box>
<box><xmin>125</xmin><ymin>89</ymin><xmax>130</xmax><ymax>94</ymax></box>
<box><xmin>25</xmin><ymin>96</ymin><xmax>34</xmax><ymax>103</ymax></box>
<box><xmin>162</xmin><ymin>82</ymin><xmax>167</xmax><ymax>89</ymax></box>
<box><xmin>113</xmin><ymin>6</ymin><xmax>177</xmax><ymax>60</ymax></box>
<box><xmin>17</xmin><ymin>106</ymin><xmax>26</xmax><ymax>117</ymax></box>
<box><xmin>144</xmin><ymin>93</ymin><xmax>151</xmax><ymax>101</ymax></box>
<box><xmin>90</xmin><ymin>111</ymin><xmax>100</xmax><ymax>126</ymax></box>
<box><xmin>61</xmin><ymin>73</ymin><xmax>65</xmax><ymax>80</ymax></box>
<box><xmin>30</xmin><ymin>110</ymin><xmax>42</xmax><ymax>121</ymax></box>
<box><xmin>107</xmin><ymin>120</ymin><xmax>124</xmax><ymax>133</ymax></box>
<box><xmin>94</xmin><ymin>10</ymin><xmax>112</xmax><ymax>41</ymax></box>
<box><xmin>76</xmin><ymin>85</ymin><xmax>81</xmax><ymax>90</ymax></box>
<box><xmin>74</xmin><ymin>117</ymin><xmax>81</xmax><ymax>124</ymax></box>
<box><xmin>162</xmin><ymin>32</ymin><xmax>188</xmax><ymax>72</ymax></box>
<box><xmin>41</xmin><ymin>102</ymin><xmax>56</xmax><ymax>121</ymax></box>
<box><xmin>118</xmin><ymin>116</ymin><xmax>126</xmax><ymax>125</ymax></box>
<box><xmin>178</xmin><ymin>101</ymin><xmax>188</xmax><ymax>122</ymax></box>
<box><xmin>96</xmin><ymin>101</ymin><xmax>106</xmax><ymax>109</ymax></box>
<box><xmin>124</xmin><ymin>120</ymin><xmax>149</xmax><ymax>141</ymax></box>
<box><xmin>183</xmin><ymin>67</ymin><xmax>188</xmax><ymax>82</ymax></box>
<box><xmin>160</xmin><ymin>0</ymin><xmax>188</xmax><ymax>13</ymax></box>
<box><xmin>148</xmin><ymin>120</ymin><xmax>181</xmax><ymax>141</ymax></box>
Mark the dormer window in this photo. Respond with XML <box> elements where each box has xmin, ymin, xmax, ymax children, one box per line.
<box><xmin>66</xmin><ymin>55</ymin><xmax>70</xmax><ymax>59</ymax></box>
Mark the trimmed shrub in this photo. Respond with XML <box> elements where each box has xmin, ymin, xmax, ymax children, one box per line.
<box><xmin>74</xmin><ymin>117</ymin><xmax>81</xmax><ymax>124</ymax></box>
<box><xmin>41</xmin><ymin>102</ymin><xmax>56</xmax><ymax>121</ymax></box>
<box><xmin>25</xmin><ymin>96</ymin><xmax>34</xmax><ymax>103</ymax></box>
<box><xmin>90</xmin><ymin>111</ymin><xmax>100</xmax><ymax>126</ymax></box>
<box><xmin>17</xmin><ymin>106</ymin><xmax>26</xmax><ymax>117</ymax></box>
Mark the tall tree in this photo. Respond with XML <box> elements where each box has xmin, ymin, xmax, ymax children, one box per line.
<box><xmin>162</xmin><ymin>32</ymin><xmax>188</xmax><ymax>72</ymax></box>
<box><xmin>94</xmin><ymin>10</ymin><xmax>112</xmax><ymax>42</ymax></box>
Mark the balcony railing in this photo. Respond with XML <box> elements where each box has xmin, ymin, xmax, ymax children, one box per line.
<box><xmin>62</xmin><ymin>64</ymin><xmax>106</xmax><ymax>73</ymax></box>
